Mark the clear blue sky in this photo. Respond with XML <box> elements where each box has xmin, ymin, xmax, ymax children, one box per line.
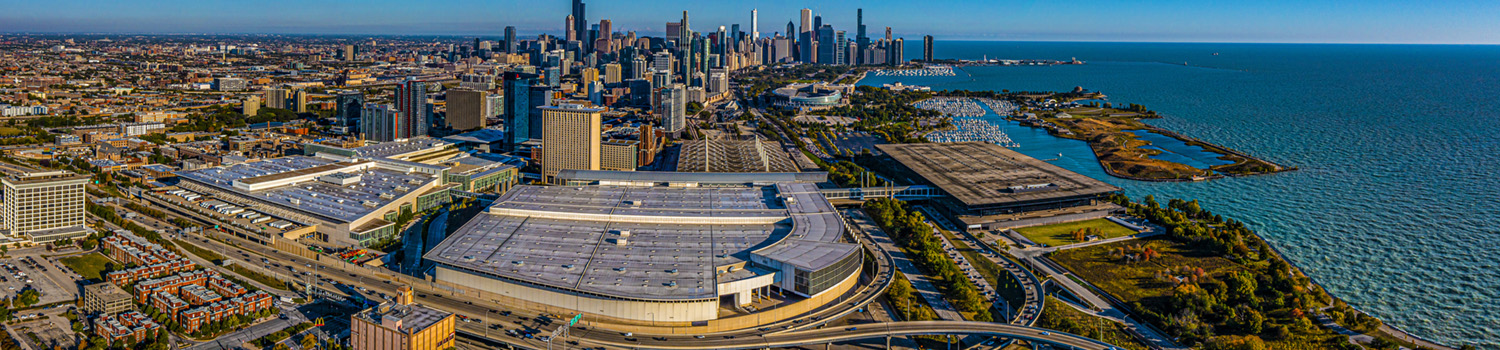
<box><xmin>3</xmin><ymin>0</ymin><xmax>1498</xmax><ymax>44</ymax></box>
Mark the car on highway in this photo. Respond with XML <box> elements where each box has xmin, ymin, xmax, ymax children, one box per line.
<box><xmin>846</xmin><ymin>327</ymin><xmax>857</xmax><ymax>331</ymax></box>
<box><xmin>621</xmin><ymin>332</ymin><xmax>632</xmax><ymax>337</ymax></box>
<box><xmin>693</xmin><ymin>335</ymin><xmax>705</xmax><ymax>339</ymax></box>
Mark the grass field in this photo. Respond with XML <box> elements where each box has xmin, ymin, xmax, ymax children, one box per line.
<box><xmin>1014</xmin><ymin>219</ymin><xmax>1137</xmax><ymax>247</ymax></box>
<box><xmin>1048</xmin><ymin>236</ymin><xmax>1244</xmax><ymax>309</ymax></box>
<box><xmin>60</xmin><ymin>252</ymin><xmax>113</xmax><ymax>282</ymax></box>
<box><xmin>0</xmin><ymin>127</ymin><xmax>23</xmax><ymax>136</ymax></box>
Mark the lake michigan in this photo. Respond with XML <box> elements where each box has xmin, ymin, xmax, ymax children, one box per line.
<box><xmin>859</xmin><ymin>41</ymin><xmax>1500</xmax><ymax>347</ymax></box>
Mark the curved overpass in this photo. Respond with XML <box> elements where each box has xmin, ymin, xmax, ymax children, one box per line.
<box><xmin>580</xmin><ymin>321</ymin><xmax>1119</xmax><ymax>350</ymax></box>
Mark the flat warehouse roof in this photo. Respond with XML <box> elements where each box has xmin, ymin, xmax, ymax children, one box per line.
<box><xmin>175</xmin><ymin>156</ymin><xmax>438</xmax><ymax>223</ymax></box>
<box><xmin>876</xmin><ymin>142</ymin><xmax>1120</xmax><ymax>208</ymax></box>
<box><xmin>425</xmin><ymin>181</ymin><xmax>858</xmax><ymax>301</ymax></box>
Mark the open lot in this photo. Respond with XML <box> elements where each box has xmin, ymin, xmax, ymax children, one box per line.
<box><xmin>1</xmin><ymin>256</ymin><xmax>78</xmax><ymax>307</ymax></box>
<box><xmin>1014</xmin><ymin>218</ymin><xmax>1136</xmax><ymax>247</ymax></box>
<box><xmin>59</xmin><ymin>252</ymin><xmax>112</xmax><ymax>282</ymax></box>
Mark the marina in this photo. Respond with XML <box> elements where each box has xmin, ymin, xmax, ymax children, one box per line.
<box><xmin>869</xmin><ymin>65</ymin><xmax>958</xmax><ymax>77</ymax></box>
<box><xmin>925</xmin><ymin>118</ymin><xmax>1019</xmax><ymax>147</ymax></box>
<box><xmin>917</xmin><ymin>97</ymin><xmax>1021</xmax><ymax>147</ymax></box>
<box><xmin>913</xmin><ymin>97</ymin><xmax>986</xmax><ymax>117</ymax></box>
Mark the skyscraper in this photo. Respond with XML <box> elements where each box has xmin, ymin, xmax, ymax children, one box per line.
<box><xmin>658</xmin><ymin>84</ymin><xmax>686</xmax><ymax>134</ymax></box>
<box><xmin>395</xmin><ymin>79</ymin><xmax>428</xmax><ymax>138</ymax></box>
<box><xmin>751</xmin><ymin>9</ymin><xmax>759</xmax><ymax>41</ymax></box>
<box><xmin>502</xmin><ymin>72</ymin><xmax>536</xmax><ymax>152</ymax></box>
<box><xmin>679</xmin><ymin>11</ymin><xmax>691</xmax><ymax>46</ymax></box>
<box><xmin>540</xmin><ymin>104</ymin><xmax>603</xmax><ymax>184</ymax></box>
<box><xmin>447</xmin><ymin>89</ymin><xmax>488</xmax><ymax>131</ymax></box>
<box><xmin>335</xmin><ymin>92</ymin><xmax>364</xmax><ymax>131</ymax></box>
<box><xmin>565</xmin><ymin>15</ymin><xmax>577</xmax><ymax>41</ymax></box>
<box><xmin>856</xmin><ymin>9</ymin><xmax>868</xmax><ymax>65</ymax></box>
<box><xmin>923</xmin><ymin>35</ymin><xmax>934</xmax><ymax>62</ymax></box>
<box><xmin>572</xmin><ymin>0</ymin><xmax>587</xmax><ymax>49</ymax></box>
<box><xmin>528</xmin><ymin>84</ymin><xmax>552</xmax><ymax>140</ymax></box>
<box><xmin>505</xmin><ymin>26</ymin><xmax>517</xmax><ymax>54</ymax></box>
<box><xmin>799</xmin><ymin>8</ymin><xmax>812</xmax><ymax>62</ymax></box>
<box><xmin>817</xmin><ymin>25</ymin><xmax>835</xmax><ymax>65</ymax></box>
<box><xmin>892</xmin><ymin>38</ymin><xmax>906</xmax><ymax>65</ymax></box>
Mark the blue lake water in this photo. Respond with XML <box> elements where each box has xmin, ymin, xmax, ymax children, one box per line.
<box><xmin>863</xmin><ymin>41</ymin><xmax>1500</xmax><ymax>348</ymax></box>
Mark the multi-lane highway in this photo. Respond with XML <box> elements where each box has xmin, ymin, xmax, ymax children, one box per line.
<box><xmin>577</xmin><ymin>321</ymin><xmax>1120</xmax><ymax>350</ymax></box>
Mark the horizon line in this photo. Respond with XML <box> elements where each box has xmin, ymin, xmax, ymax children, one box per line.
<box><xmin>1</xmin><ymin>31</ymin><xmax>1496</xmax><ymax>46</ymax></box>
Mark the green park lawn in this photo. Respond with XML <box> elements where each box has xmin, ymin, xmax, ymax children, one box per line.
<box><xmin>1014</xmin><ymin>218</ymin><xmax>1137</xmax><ymax>247</ymax></box>
<box><xmin>60</xmin><ymin>252</ymin><xmax>114</xmax><ymax>282</ymax></box>
<box><xmin>1048</xmin><ymin>236</ymin><xmax>1245</xmax><ymax>307</ymax></box>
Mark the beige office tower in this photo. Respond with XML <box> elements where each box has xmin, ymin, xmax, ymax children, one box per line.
<box><xmin>540</xmin><ymin>104</ymin><xmax>603</xmax><ymax>184</ymax></box>
<box><xmin>1</xmin><ymin>171</ymin><xmax>89</xmax><ymax>243</ymax></box>
<box><xmin>581</xmin><ymin>67</ymin><xmax>599</xmax><ymax>83</ymax></box>
<box><xmin>243</xmin><ymin>94</ymin><xmax>261</xmax><ymax>116</ymax></box>
<box><xmin>602</xmin><ymin>63</ymin><xmax>621</xmax><ymax>84</ymax></box>
<box><xmin>446</xmin><ymin>89</ymin><xmax>487</xmax><ymax>131</ymax></box>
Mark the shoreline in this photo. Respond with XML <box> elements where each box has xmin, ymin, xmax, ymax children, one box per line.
<box><xmin>1015</xmin><ymin>114</ymin><xmax>1292</xmax><ymax>181</ymax></box>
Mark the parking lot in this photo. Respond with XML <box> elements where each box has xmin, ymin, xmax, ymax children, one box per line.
<box><xmin>0</xmin><ymin>255</ymin><xmax>78</xmax><ymax>306</ymax></box>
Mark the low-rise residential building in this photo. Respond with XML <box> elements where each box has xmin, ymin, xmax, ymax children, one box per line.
<box><xmin>94</xmin><ymin>311</ymin><xmax>161</xmax><ymax>344</ymax></box>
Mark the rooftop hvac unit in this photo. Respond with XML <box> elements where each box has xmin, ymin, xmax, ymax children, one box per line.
<box><xmin>379</xmin><ymin>193</ymin><xmax>394</xmax><ymax>199</ymax></box>
<box><xmin>615</xmin><ymin>238</ymin><xmax>628</xmax><ymax>246</ymax></box>
<box><xmin>618</xmin><ymin>230</ymin><xmax>631</xmax><ymax>237</ymax></box>
<box><xmin>395</xmin><ymin>186</ymin><xmax>410</xmax><ymax>192</ymax></box>
<box><xmin>362</xmin><ymin>200</ymin><xmax>379</xmax><ymax>207</ymax></box>
<box><xmin>288</xmin><ymin>198</ymin><xmax>300</xmax><ymax>205</ymax></box>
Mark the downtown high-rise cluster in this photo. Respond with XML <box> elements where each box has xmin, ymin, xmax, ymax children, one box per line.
<box><xmin>334</xmin><ymin>1</ymin><xmax>916</xmax><ymax>157</ymax></box>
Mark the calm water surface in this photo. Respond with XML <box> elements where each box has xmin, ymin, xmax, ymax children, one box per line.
<box><xmin>862</xmin><ymin>41</ymin><xmax>1500</xmax><ymax>347</ymax></box>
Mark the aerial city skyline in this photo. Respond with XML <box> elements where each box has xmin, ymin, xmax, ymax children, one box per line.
<box><xmin>4</xmin><ymin>0</ymin><xmax>1500</xmax><ymax>44</ymax></box>
<box><xmin>0</xmin><ymin>1</ymin><xmax>1493</xmax><ymax>350</ymax></box>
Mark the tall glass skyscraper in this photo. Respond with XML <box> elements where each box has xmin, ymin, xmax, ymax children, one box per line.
<box><xmin>502</xmin><ymin>72</ymin><xmax>537</xmax><ymax>152</ymax></box>
<box><xmin>334</xmin><ymin>92</ymin><xmax>364</xmax><ymax>132</ymax></box>
<box><xmin>505</xmin><ymin>26</ymin><xmax>517</xmax><ymax>54</ymax></box>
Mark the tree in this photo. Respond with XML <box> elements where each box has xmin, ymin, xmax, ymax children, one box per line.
<box><xmin>300</xmin><ymin>334</ymin><xmax>319</xmax><ymax>350</ymax></box>
<box><xmin>16</xmin><ymin>288</ymin><xmax>40</xmax><ymax>307</ymax></box>
<box><xmin>1202</xmin><ymin>335</ymin><xmax>1267</xmax><ymax>350</ymax></box>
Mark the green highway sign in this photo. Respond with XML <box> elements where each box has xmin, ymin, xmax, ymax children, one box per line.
<box><xmin>568</xmin><ymin>314</ymin><xmax>582</xmax><ymax>327</ymax></box>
